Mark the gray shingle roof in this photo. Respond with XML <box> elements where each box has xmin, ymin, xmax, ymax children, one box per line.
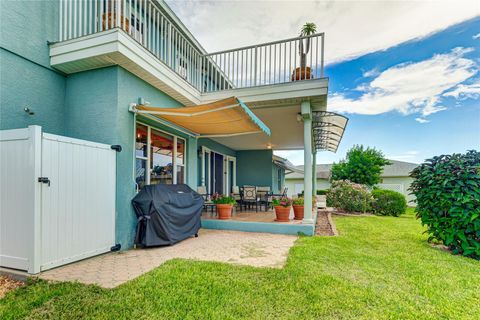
<box><xmin>285</xmin><ymin>160</ymin><xmax>418</xmax><ymax>179</ymax></box>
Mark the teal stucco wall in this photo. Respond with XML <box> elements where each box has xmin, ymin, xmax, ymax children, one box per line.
<box><xmin>0</xmin><ymin>0</ymin><xmax>65</xmax><ymax>134</ymax></box>
<box><xmin>236</xmin><ymin>150</ymin><xmax>274</xmax><ymax>188</ymax></box>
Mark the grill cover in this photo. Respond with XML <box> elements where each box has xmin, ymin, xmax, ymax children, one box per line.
<box><xmin>132</xmin><ymin>184</ymin><xmax>204</xmax><ymax>247</ymax></box>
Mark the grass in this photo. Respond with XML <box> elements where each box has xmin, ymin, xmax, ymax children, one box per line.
<box><xmin>1</xmin><ymin>208</ymin><xmax>479</xmax><ymax>319</ymax></box>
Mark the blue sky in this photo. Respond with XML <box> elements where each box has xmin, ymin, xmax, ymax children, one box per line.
<box><xmin>284</xmin><ymin>17</ymin><xmax>480</xmax><ymax>165</ymax></box>
<box><xmin>167</xmin><ymin>1</ymin><xmax>479</xmax><ymax>165</ymax></box>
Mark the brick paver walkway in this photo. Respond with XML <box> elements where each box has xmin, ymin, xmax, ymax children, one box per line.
<box><xmin>38</xmin><ymin>229</ymin><xmax>297</xmax><ymax>288</ymax></box>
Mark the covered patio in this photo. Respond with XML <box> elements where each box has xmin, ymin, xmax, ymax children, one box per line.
<box><xmin>131</xmin><ymin>88</ymin><xmax>347</xmax><ymax>236</ymax></box>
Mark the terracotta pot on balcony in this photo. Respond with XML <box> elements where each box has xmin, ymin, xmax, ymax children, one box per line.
<box><xmin>102</xmin><ymin>13</ymin><xmax>130</xmax><ymax>33</ymax></box>
<box><xmin>274</xmin><ymin>206</ymin><xmax>291</xmax><ymax>222</ymax></box>
<box><xmin>292</xmin><ymin>205</ymin><xmax>304</xmax><ymax>220</ymax></box>
<box><xmin>216</xmin><ymin>204</ymin><xmax>233</xmax><ymax>220</ymax></box>
<box><xmin>291</xmin><ymin>67</ymin><xmax>312</xmax><ymax>81</ymax></box>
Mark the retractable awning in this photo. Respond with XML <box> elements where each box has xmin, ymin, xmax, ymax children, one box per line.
<box><xmin>312</xmin><ymin>111</ymin><xmax>348</xmax><ymax>153</ymax></box>
<box><xmin>130</xmin><ymin>97</ymin><xmax>271</xmax><ymax>138</ymax></box>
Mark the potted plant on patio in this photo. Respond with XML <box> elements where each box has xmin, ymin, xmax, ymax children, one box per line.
<box><xmin>212</xmin><ymin>193</ymin><xmax>236</xmax><ymax>220</ymax></box>
<box><xmin>292</xmin><ymin>197</ymin><xmax>304</xmax><ymax>220</ymax></box>
<box><xmin>272</xmin><ymin>196</ymin><xmax>292</xmax><ymax>222</ymax></box>
<box><xmin>292</xmin><ymin>22</ymin><xmax>317</xmax><ymax>81</ymax></box>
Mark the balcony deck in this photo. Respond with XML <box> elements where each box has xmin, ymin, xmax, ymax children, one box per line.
<box><xmin>51</xmin><ymin>0</ymin><xmax>327</xmax><ymax>107</ymax></box>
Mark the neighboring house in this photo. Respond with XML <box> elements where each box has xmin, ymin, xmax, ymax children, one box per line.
<box><xmin>285</xmin><ymin>160</ymin><xmax>418</xmax><ymax>204</ymax></box>
<box><xmin>1</xmin><ymin>0</ymin><xmax>347</xmax><ymax>273</ymax></box>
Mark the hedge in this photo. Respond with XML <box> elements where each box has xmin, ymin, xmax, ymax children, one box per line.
<box><xmin>371</xmin><ymin>189</ymin><xmax>407</xmax><ymax>216</ymax></box>
<box><xmin>410</xmin><ymin>150</ymin><xmax>480</xmax><ymax>259</ymax></box>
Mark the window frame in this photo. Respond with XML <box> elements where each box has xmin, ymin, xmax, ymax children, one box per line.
<box><xmin>135</xmin><ymin>121</ymin><xmax>187</xmax><ymax>190</ymax></box>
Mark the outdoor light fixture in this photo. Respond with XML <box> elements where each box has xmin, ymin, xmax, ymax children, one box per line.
<box><xmin>267</xmin><ymin>144</ymin><xmax>272</xmax><ymax>149</ymax></box>
<box><xmin>24</xmin><ymin>107</ymin><xmax>34</xmax><ymax>115</ymax></box>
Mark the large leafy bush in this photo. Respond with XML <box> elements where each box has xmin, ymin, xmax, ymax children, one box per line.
<box><xmin>371</xmin><ymin>189</ymin><xmax>407</xmax><ymax>216</ymax></box>
<box><xmin>410</xmin><ymin>150</ymin><xmax>480</xmax><ymax>259</ymax></box>
<box><xmin>331</xmin><ymin>145</ymin><xmax>391</xmax><ymax>186</ymax></box>
<box><xmin>326</xmin><ymin>180</ymin><xmax>372</xmax><ymax>213</ymax></box>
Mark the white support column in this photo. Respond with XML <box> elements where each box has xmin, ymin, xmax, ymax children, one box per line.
<box><xmin>301</xmin><ymin>101</ymin><xmax>314</xmax><ymax>224</ymax></box>
<box><xmin>312</xmin><ymin>150</ymin><xmax>317</xmax><ymax>194</ymax></box>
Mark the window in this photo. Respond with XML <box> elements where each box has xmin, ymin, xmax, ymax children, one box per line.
<box><xmin>135</xmin><ymin>124</ymin><xmax>148</xmax><ymax>190</ymax></box>
<box><xmin>150</xmin><ymin>129</ymin><xmax>174</xmax><ymax>185</ymax></box>
<box><xmin>135</xmin><ymin>122</ymin><xmax>186</xmax><ymax>190</ymax></box>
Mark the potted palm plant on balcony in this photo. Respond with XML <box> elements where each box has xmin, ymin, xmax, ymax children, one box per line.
<box><xmin>212</xmin><ymin>193</ymin><xmax>236</xmax><ymax>220</ymax></box>
<box><xmin>272</xmin><ymin>196</ymin><xmax>292</xmax><ymax>222</ymax></box>
<box><xmin>292</xmin><ymin>22</ymin><xmax>317</xmax><ymax>81</ymax></box>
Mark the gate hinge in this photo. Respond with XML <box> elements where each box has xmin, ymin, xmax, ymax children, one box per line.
<box><xmin>110</xmin><ymin>244</ymin><xmax>121</xmax><ymax>252</ymax></box>
<box><xmin>111</xmin><ymin>145</ymin><xmax>122</xmax><ymax>152</ymax></box>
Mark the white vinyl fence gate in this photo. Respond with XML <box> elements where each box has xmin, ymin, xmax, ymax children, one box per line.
<box><xmin>0</xmin><ymin>126</ymin><xmax>116</xmax><ymax>273</ymax></box>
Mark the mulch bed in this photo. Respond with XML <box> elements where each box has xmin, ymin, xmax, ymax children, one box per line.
<box><xmin>0</xmin><ymin>275</ymin><xmax>24</xmax><ymax>299</ymax></box>
<box><xmin>315</xmin><ymin>210</ymin><xmax>338</xmax><ymax>236</ymax></box>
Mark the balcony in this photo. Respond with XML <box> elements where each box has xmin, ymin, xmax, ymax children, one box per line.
<box><xmin>51</xmin><ymin>0</ymin><xmax>327</xmax><ymax>106</ymax></box>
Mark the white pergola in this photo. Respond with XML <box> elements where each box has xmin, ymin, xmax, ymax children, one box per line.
<box><xmin>300</xmin><ymin>103</ymin><xmax>348</xmax><ymax>222</ymax></box>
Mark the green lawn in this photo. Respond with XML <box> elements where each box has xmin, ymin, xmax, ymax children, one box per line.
<box><xmin>1</xmin><ymin>208</ymin><xmax>479</xmax><ymax>319</ymax></box>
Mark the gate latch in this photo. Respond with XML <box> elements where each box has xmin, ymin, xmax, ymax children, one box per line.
<box><xmin>38</xmin><ymin>177</ymin><xmax>51</xmax><ymax>186</ymax></box>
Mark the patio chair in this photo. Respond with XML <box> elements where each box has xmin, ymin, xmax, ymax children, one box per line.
<box><xmin>256</xmin><ymin>186</ymin><xmax>271</xmax><ymax>211</ymax></box>
<box><xmin>197</xmin><ymin>186</ymin><xmax>214</xmax><ymax>214</ymax></box>
<box><xmin>232</xmin><ymin>185</ymin><xmax>242</xmax><ymax>212</ymax></box>
<box><xmin>241</xmin><ymin>186</ymin><xmax>259</xmax><ymax>212</ymax></box>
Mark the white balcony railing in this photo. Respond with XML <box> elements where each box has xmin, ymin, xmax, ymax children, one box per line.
<box><xmin>58</xmin><ymin>0</ymin><xmax>325</xmax><ymax>93</ymax></box>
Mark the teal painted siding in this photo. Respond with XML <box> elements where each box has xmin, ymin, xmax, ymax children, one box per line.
<box><xmin>0</xmin><ymin>49</ymin><xmax>66</xmax><ymax>134</ymax></box>
<box><xmin>198</xmin><ymin>138</ymin><xmax>236</xmax><ymax>157</ymax></box>
<box><xmin>0</xmin><ymin>1</ymin><xmax>65</xmax><ymax>134</ymax></box>
<box><xmin>236</xmin><ymin>150</ymin><xmax>273</xmax><ymax>188</ymax></box>
<box><xmin>1</xmin><ymin>0</ymin><xmax>59</xmax><ymax>69</ymax></box>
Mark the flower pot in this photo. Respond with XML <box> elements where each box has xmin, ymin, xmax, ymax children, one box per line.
<box><xmin>292</xmin><ymin>205</ymin><xmax>304</xmax><ymax>220</ymax></box>
<box><xmin>291</xmin><ymin>67</ymin><xmax>312</xmax><ymax>81</ymax></box>
<box><xmin>274</xmin><ymin>206</ymin><xmax>291</xmax><ymax>222</ymax></box>
<box><xmin>216</xmin><ymin>204</ymin><xmax>233</xmax><ymax>220</ymax></box>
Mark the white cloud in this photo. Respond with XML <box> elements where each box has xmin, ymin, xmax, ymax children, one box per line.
<box><xmin>415</xmin><ymin>118</ymin><xmax>430</xmax><ymax>123</ymax></box>
<box><xmin>443</xmin><ymin>80</ymin><xmax>480</xmax><ymax>99</ymax></box>
<box><xmin>473</xmin><ymin>33</ymin><xmax>480</xmax><ymax>40</ymax></box>
<box><xmin>166</xmin><ymin>0</ymin><xmax>479</xmax><ymax>64</ymax></box>
<box><xmin>328</xmin><ymin>47</ymin><xmax>477</xmax><ymax>119</ymax></box>
<box><xmin>363</xmin><ymin>68</ymin><xmax>380</xmax><ymax>78</ymax></box>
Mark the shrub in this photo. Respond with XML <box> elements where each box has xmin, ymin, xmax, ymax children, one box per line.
<box><xmin>371</xmin><ymin>189</ymin><xmax>407</xmax><ymax>216</ymax></box>
<box><xmin>316</xmin><ymin>189</ymin><xmax>328</xmax><ymax>195</ymax></box>
<box><xmin>410</xmin><ymin>150</ymin><xmax>480</xmax><ymax>259</ymax></box>
<box><xmin>326</xmin><ymin>180</ymin><xmax>372</xmax><ymax>213</ymax></box>
<box><xmin>299</xmin><ymin>189</ymin><xmax>329</xmax><ymax>197</ymax></box>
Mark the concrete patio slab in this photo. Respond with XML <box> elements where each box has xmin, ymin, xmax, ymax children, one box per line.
<box><xmin>38</xmin><ymin>229</ymin><xmax>297</xmax><ymax>288</ymax></box>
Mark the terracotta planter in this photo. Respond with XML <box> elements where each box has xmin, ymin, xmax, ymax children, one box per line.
<box><xmin>291</xmin><ymin>67</ymin><xmax>312</xmax><ymax>81</ymax></box>
<box><xmin>216</xmin><ymin>204</ymin><xmax>233</xmax><ymax>220</ymax></box>
<box><xmin>274</xmin><ymin>206</ymin><xmax>291</xmax><ymax>222</ymax></box>
<box><xmin>292</xmin><ymin>205</ymin><xmax>304</xmax><ymax>220</ymax></box>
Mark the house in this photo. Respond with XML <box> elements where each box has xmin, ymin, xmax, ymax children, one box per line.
<box><xmin>285</xmin><ymin>160</ymin><xmax>418</xmax><ymax>204</ymax></box>
<box><xmin>0</xmin><ymin>0</ymin><xmax>347</xmax><ymax>273</ymax></box>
